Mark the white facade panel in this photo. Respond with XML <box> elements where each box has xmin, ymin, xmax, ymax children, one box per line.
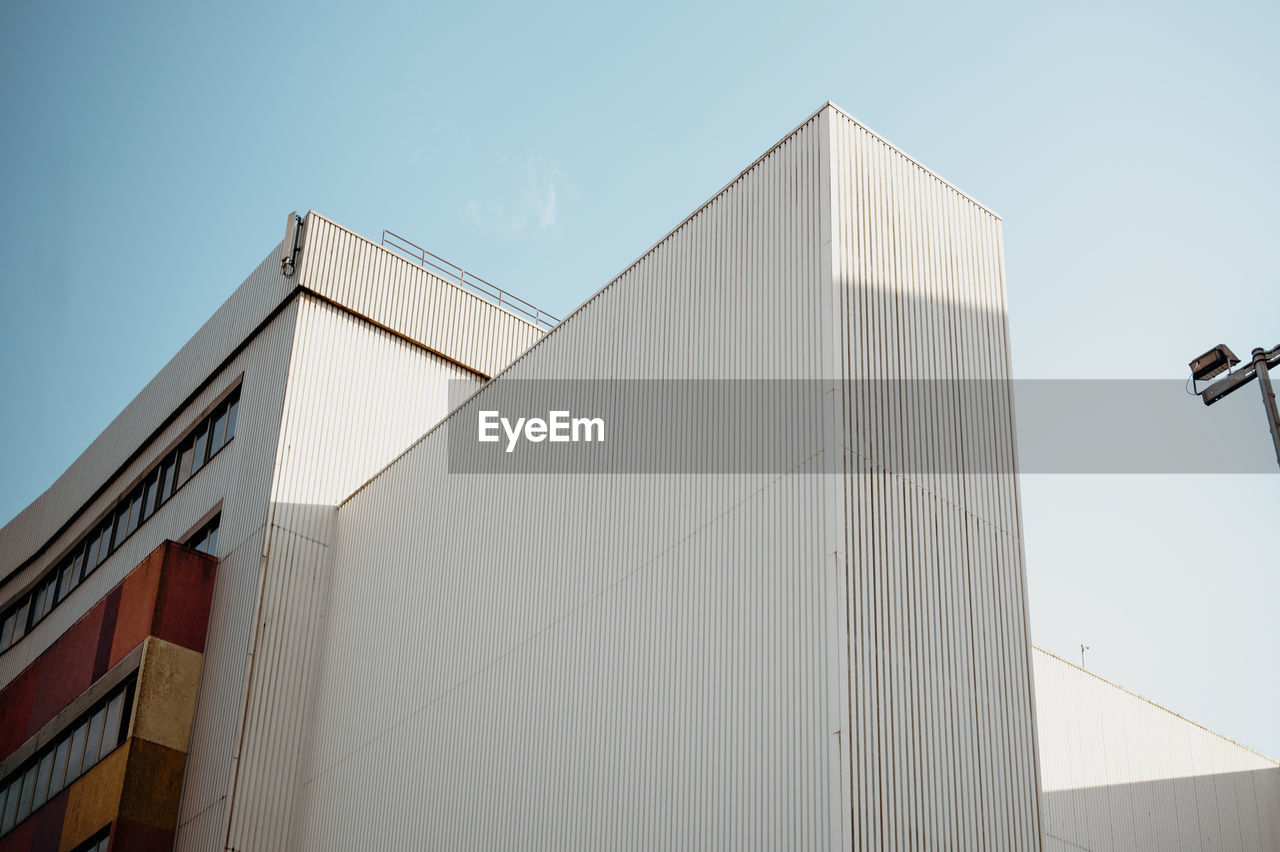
<box><xmin>218</xmin><ymin>295</ymin><xmax>488</xmax><ymax>852</ymax></box>
<box><xmin>1034</xmin><ymin>647</ymin><xmax>1280</xmax><ymax>852</ymax></box>
<box><xmin>297</xmin><ymin>214</ymin><xmax>544</xmax><ymax>378</ymax></box>
<box><xmin>827</xmin><ymin>106</ymin><xmax>1043</xmax><ymax>850</ymax></box>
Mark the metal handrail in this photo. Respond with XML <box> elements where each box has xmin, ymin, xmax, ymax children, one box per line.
<box><xmin>380</xmin><ymin>229</ymin><xmax>559</xmax><ymax>330</ymax></box>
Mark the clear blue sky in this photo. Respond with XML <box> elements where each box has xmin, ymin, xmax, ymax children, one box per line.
<box><xmin>2</xmin><ymin>1</ymin><xmax>1277</xmax><ymax>757</ymax></box>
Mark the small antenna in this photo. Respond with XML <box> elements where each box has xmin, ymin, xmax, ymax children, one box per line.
<box><xmin>1080</xmin><ymin>644</ymin><xmax>1091</xmax><ymax>668</ymax></box>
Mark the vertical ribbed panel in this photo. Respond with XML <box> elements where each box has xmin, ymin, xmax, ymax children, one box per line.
<box><xmin>828</xmin><ymin>107</ymin><xmax>1043</xmax><ymax>850</ymax></box>
<box><xmin>1034</xmin><ymin>648</ymin><xmax>1280</xmax><ymax>851</ymax></box>
<box><xmin>294</xmin><ymin>116</ymin><xmax>836</xmax><ymax>850</ymax></box>
<box><xmin>172</xmin><ymin>301</ymin><xmax>300</xmax><ymax>850</ymax></box>
<box><xmin>297</xmin><ymin>214</ymin><xmax>544</xmax><ymax>378</ymax></box>
<box><xmin>221</xmin><ymin>296</ymin><xmax>486</xmax><ymax>852</ymax></box>
<box><xmin>0</xmin><ymin>240</ymin><xmax>294</xmax><ymax>591</ymax></box>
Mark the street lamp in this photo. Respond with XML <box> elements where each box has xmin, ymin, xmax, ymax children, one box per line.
<box><xmin>1188</xmin><ymin>342</ymin><xmax>1280</xmax><ymax>470</ymax></box>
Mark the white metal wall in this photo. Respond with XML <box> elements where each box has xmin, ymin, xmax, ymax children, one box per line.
<box><xmin>827</xmin><ymin>106</ymin><xmax>1044</xmax><ymax>849</ymax></box>
<box><xmin>218</xmin><ymin>295</ymin><xmax>485</xmax><ymax>852</ymax></box>
<box><xmin>1034</xmin><ymin>647</ymin><xmax>1280</xmax><ymax>852</ymax></box>
<box><xmin>297</xmin><ymin>214</ymin><xmax>544</xmax><ymax>378</ymax></box>
<box><xmin>292</xmin><ymin>105</ymin><xmax>1043</xmax><ymax>850</ymax></box>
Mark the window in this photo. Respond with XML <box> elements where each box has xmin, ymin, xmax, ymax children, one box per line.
<box><xmin>175</xmin><ymin>438</ymin><xmax>195</xmax><ymax>490</ymax></box>
<box><xmin>0</xmin><ymin>383</ymin><xmax>240</xmax><ymax>657</ymax></box>
<box><xmin>0</xmin><ymin>677</ymin><xmax>134</xmax><ymax>838</ymax></box>
<box><xmin>139</xmin><ymin>473</ymin><xmax>158</xmax><ymax>524</ymax></box>
<box><xmin>56</xmin><ymin>557</ymin><xmax>78</xmax><ymax>603</ymax></box>
<box><xmin>210</xmin><ymin>403</ymin><xmax>229</xmax><ymax>454</ymax></box>
<box><xmin>71</xmin><ymin>827</ymin><xmax>111</xmax><ymax>852</ymax></box>
<box><xmin>157</xmin><ymin>454</ymin><xmax>176</xmax><ymax>504</ymax></box>
<box><xmin>191</xmin><ymin>424</ymin><xmax>209</xmax><ymax>475</ymax></box>
<box><xmin>186</xmin><ymin>514</ymin><xmax>221</xmax><ymax>557</ymax></box>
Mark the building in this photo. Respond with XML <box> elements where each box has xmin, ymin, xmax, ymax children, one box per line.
<box><xmin>0</xmin><ymin>103</ymin><xmax>1274</xmax><ymax>851</ymax></box>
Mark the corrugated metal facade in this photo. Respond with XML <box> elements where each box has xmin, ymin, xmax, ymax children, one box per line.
<box><xmin>297</xmin><ymin>214</ymin><xmax>544</xmax><ymax>378</ymax></box>
<box><xmin>1034</xmin><ymin>648</ymin><xmax>1280</xmax><ymax>851</ymax></box>
<box><xmin>217</xmin><ymin>295</ymin><xmax>485</xmax><ymax>852</ymax></box>
<box><xmin>173</xmin><ymin>228</ymin><xmax>537</xmax><ymax>851</ymax></box>
<box><xmin>291</xmin><ymin>105</ymin><xmax>1043</xmax><ymax>850</ymax></box>
<box><xmin>827</xmin><ymin>108</ymin><xmax>1043</xmax><ymax>849</ymax></box>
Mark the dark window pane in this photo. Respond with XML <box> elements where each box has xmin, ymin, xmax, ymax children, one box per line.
<box><xmin>82</xmin><ymin>707</ymin><xmax>107</xmax><ymax>770</ymax></box>
<box><xmin>71</xmin><ymin>547</ymin><xmax>86</xmax><ymax>584</ymax></box>
<box><xmin>210</xmin><ymin>404</ymin><xmax>228</xmax><ymax>455</ymax></box>
<box><xmin>102</xmin><ymin>692</ymin><xmax>126</xmax><ymax>753</ymax></box>
<box><xmin>140</xmin><ymin>474</ymin><xmax>158</xmax><ymax>522</ymax></box>
<box><xmin>0</xmin><ymin>781</ymin><xmax>6</xmax><ymax>829</ymax></box>
<box><xmin>158</xmin><ymin>455</ymin><xmax>176</xmax><ymax>504</ymax></box>
<box><xmin>192</xmin><ymin>424</ymin><xmax>209</xmax><ymax>474</ymax></box>
<box><xmin>0</xmin><ymin>611</ymin><xmax>14</xmax><ymax>651</ymax></box>
<box><xmin>97</xmin><ymin>523</ymin><xmax>113</xmax><ymax>565</ymax></box>
<box><xmin>225</xmin><ymin>394</ymin><xmax>239</xmax><ymax>441</ymax></box>
<box><xmin>15</xmin><ymin>764</ymin><xmax>36</xmax><ymax>822</ymax></box>
<box><xmin>57</xmin><ymin>559</ymin><xmax>76</xmax><ymax>602</ymax></box>
<box><xmin>1</xmin><ymin>776</ymin><xmax>19</xmax><ymax>831</ymax></box>
<box><xmin>126</xmin><ymin>491</ymin><xmax>143</xmax><ymax>537</ymax></box>
<box><xmin>113</xmin><ymin>506</ymin><xmax>130</xmax><ymax>551</ymax></box>
<box><xmin>85</xmin><ymin>536</ymin><xmax>101</xmax><ymax>575</ymax></box>
<box><xmin>49</xmin><ymin>738</ymin><xmax>70</xmax><ymax>796</ymax></box>
<box><xmin>65</xmin><ymin>723</ymin><xmax>87</xmax><ymax>781</ymax></box>
<box><xmin>39</xmin><ymin>576</ymin><xmax>56</xmax><ymax>620</ymax></box>
<box><xmin>33</xmin><ymin>751</ymin><xmax>53</xmax><ymax>807</ymax></box>
<box><xmin>28</xmin><ymin>586</ymin><xmax>46</xmax><ymax>629</ymax></box>
<box><xmin>11</xmin><ymin>599</ymin><xmax>29</xmax><ymax>643</ymax></box>
<box><xmin>176</xmin><ymin>440</ymin><xmax>194</xmax><ymax>490</ymax></box>
<box><xmin>206</xmin><ymin>525</ymin><xmax>219</xmax><ymax>558</ymax></box>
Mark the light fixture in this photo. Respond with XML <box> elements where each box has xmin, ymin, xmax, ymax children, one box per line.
<box><xmin>1188</xmin><ymin>342</ymin><xmax>1280</xmax><ymax>469</ymax></box>
<box><xmin>1188</xmin><ymin>344</ymin><xmax>1239</xmax><ymax>382</ymax></box>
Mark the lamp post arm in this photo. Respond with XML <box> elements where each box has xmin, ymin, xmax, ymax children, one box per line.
<box><xmin>1201</xmin><ymin>344</ymin><xmax>1280</xmax><ymax>405</ymax></box>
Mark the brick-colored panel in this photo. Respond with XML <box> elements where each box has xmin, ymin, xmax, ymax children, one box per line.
<box><xmin>89</xmin><ymin>589</ymin><xmax>119</xmax><ymax>683</ymax></box>
<box><xmin>0</xmin><ymin>818</ymin><xmax>35</xmax><ymax>852</ymax></box>
<box><xmin>27</xmin><ymin>787</ymin><xmax>68</xmax><ymax>852</ymax></box>
<box><xmin>0</xmin><ymin>666</ymin><xmax>35</xmax><ymax>756</ymax></box>
<box><xmin>107</xmin><ymin>548</ymin><xmax>163</xmax><ymax>670</ymax></box>
<box><xmin>29</xmin><ymin>606</ymin><xmax>103</xmax><ymax>735</ymax></box>
<box><xmin>111</xmin><ymin>818</ymin><xmax>173</xmax><ymax>852</ymax></box>
<box><xmin>152</xmin><ymin>545</ymin><xmax>218</xmax><ymax>653</ymax></box>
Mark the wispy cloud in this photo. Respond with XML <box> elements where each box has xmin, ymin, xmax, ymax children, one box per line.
<box><xmin>465</xmin><ymin>155</ymin><xmax>561</xmax><ymax>237</ymax></box>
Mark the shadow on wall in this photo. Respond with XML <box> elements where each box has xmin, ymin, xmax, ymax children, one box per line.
<box><xmin>1042</xmin><ymin>766</ymin><xmax>1280</xmax><ymax>852</ymax></box>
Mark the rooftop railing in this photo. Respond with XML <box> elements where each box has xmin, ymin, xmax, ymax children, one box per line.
<box><xmin>380</xmin><ymin>229</ymin><xmax>559</xmax><ymax>330</ymax></box>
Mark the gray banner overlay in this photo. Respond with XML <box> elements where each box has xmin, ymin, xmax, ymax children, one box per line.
<box><xmin>443</xmin><ymin>380</ymin><xmax>1277</xmax><ymax>474</ymax></box>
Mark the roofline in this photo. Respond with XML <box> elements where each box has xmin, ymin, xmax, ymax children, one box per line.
<box><xmin>822</xmin><ymin>101</ymin><xmax>1002</xmax><ymax>221</ymax></box>
<box><xmin>1033</xmin><ymin>645</ymin><xmax>1279</xmax><ymax>765</ymax></box>
<box><xmin>339</xmin><ymin>102</ymin><xmax>1003</xmax><ymax>505</ymax></box>
<box><xmin>303</xmin><ymin>211</ymin><xmax>546</xmax><ymax>334</ymax></box>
